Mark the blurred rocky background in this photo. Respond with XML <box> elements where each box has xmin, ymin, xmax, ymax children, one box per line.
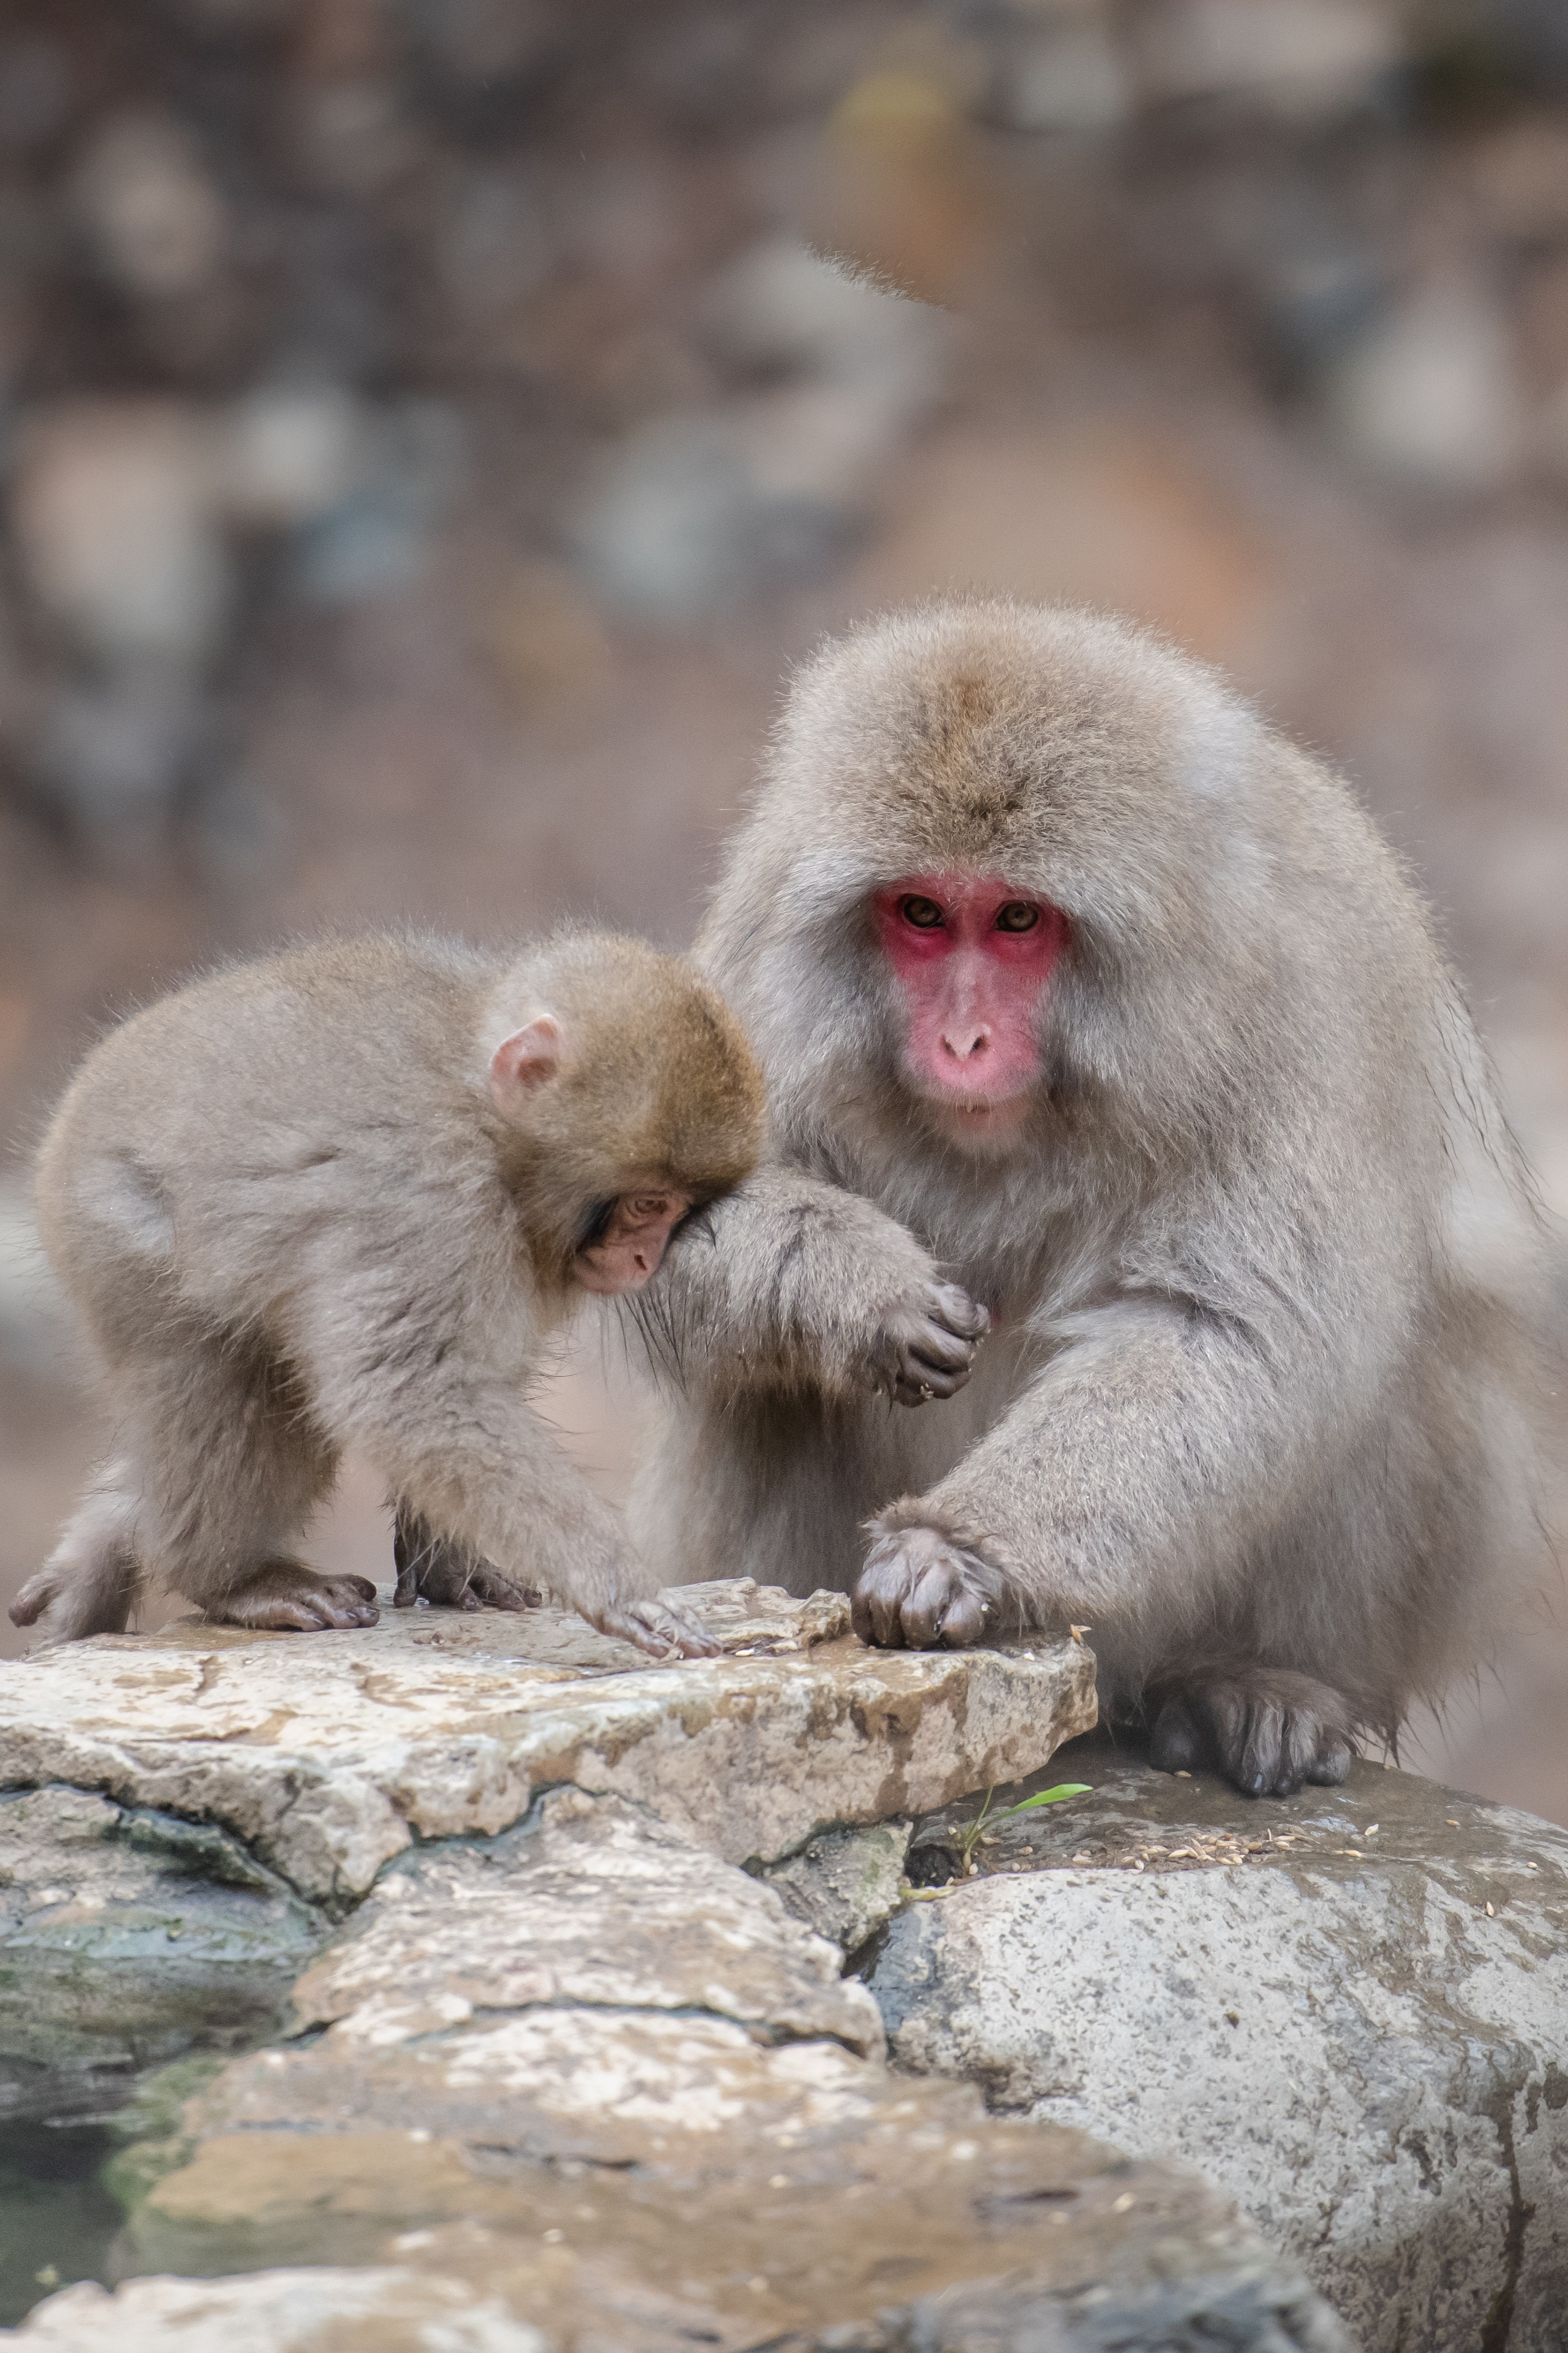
<box><xmin>0</xmin><ymin>0</ymin><xmax>1563</xmax><ymax>1813</ymax></box>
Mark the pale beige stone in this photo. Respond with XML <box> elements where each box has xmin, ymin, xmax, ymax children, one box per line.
<box><xmin>0</xmin><ymin>1581</ymin><xmax>1096</xmax><ymax>1901</ymax></box>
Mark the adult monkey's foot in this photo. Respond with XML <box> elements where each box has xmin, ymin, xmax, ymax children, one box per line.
<box><xmin>392</xmin><ymin>1508</ymin><xmax>542</xmax><ymax>1612</ymax></box>
<box><xmin>1148</xmin><ymin>1668</ymin><xmax>1357</xmax><ymax>1799</ymax></box>
<box><xmin>852</xmin><ymin>1522</ymin><xmax>1009</xmax><ymax>1648</ymax></box>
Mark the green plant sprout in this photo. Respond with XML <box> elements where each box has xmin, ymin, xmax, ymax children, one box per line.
<box><xmin>956</xmin><ymin>1781</ymin><xmax>1092</xmax><ymax>1876</ymax></box>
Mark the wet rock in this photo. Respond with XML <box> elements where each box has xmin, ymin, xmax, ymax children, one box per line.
<box><xmin>763</xmin><ymin>1818</ymin><xmax>913</xmax><ymax>1953</ymax></box>
<box><xmin>110</xmin><ymin>1974</ymin><xmax>1346</xmax><ymax>2347</ymax></box>
<box><xmin>869</xmin><ymin>1739</ymin><xmax>1568</xmax><ymax>2352</ymax></box>
<box><xmin>71</xmin><ymin>115</ymin><xmax>229</xmax><ymax>302</ymax></box>
<box><xmin>0</xmin><ymin>1786</ymin><xmax>328</xmax><ymax>2125</ymax></box>
<box><xmin>0</xmin><ymin>1581</ymin><xmax>1097</xmax><ymax>1902</ymax></box>
<box><xmin>10</xmin><ymin>402</ymin><xmax>231</xmax><ymax>667</ymax></box>
<box><xmin>0</xmin><ymin>1597</ymin><xmax>1352</xmax><ymax>2349</ymax></box>
<box><xmin>1323</xmin><ymin>282</ymin><xmax>1527</xmax><ymax>491</ymax></box>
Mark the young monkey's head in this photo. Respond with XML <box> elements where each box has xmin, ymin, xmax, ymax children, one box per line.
<box><xmin>482</xmin><ymin>931</ymin><xmax>764</xmax><ymax>1296</ymax></box>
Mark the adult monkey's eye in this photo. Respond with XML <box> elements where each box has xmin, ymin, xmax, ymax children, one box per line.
<box><xmin>900</xmin><ymin>895</ymin><xmax>945</xmax><ymax>928</ymax></box>
<box><xmin>996</xmin><ymin>902</ymin><xmax>1041</xmax><ymax>933</ymax></box>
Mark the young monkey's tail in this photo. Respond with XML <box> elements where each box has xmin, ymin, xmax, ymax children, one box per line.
<box><xmin>10</xmin><ymin>1458</ymin><xmax>143</xmax><ymax>1644</ymax></box>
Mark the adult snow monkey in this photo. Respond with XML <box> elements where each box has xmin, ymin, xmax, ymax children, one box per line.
<box><xmin>627</xmin><ymin>600</ymin><xmax>1553</xmax><ymax>1797</ymax></box>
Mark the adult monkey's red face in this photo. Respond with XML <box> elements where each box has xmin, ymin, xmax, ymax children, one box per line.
<box><xmin>873</xmin><ymin>873</ymin><xmax>1069</xmax><ymax>1148</ymax></box>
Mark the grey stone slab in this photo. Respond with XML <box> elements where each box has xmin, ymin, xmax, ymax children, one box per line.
<box><xmin>870</xmin><ymin>1736</ymin><xmax>1568</xmax><ymax>2352</ymax></box>
<box><xmin>290</xmin><ymin>1787</ymin><xmax>885</xmax><ymax>2057</ymax></box>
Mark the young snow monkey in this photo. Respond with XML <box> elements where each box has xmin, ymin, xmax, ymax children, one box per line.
<box><xmin>14</xmin><ymin>931</ymin><xmax>762</xmax><ymax>1657</ymax></box>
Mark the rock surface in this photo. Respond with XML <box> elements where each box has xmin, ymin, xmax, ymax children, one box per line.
<box><xmin>288</xmin><ymin>1787</ymin><xmax>886</xmax><ymax>2060</ymax></box>
<box><xmin>0</xmin><ymin>1786</ymin><xmax>325</xmax><ymax>2125</ymax></box>
<box><xmin>762</xmin><ymin>1818</ymin><xmax>914</xmax><ymax>1953</ymax></box>
<box><xmin>0</xmin><ymin>1581</ymin><xmax>1097</xmax><ymax>1903</ymax></box>
<box><xmin>13</xmin><ymin>2267</ymin><xmax>546</xmax><ymax>2350</ymax></box>
<box><xmin>870</xmin><ymin>1735</ymin><xmax>1568</xmax><ymax>2353</ymax></box>
<box><xmin>93</xmin><ymin>1787</ymin><xmax>1350</xmax><ymax>2351</ymax></box>
<box><xmin>0</xmin><ymin>1590</ymin><xmax>1354</xmax><ymax>2349</ymax></box>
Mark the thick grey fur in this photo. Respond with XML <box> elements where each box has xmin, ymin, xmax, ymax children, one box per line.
<box><xmin>628</xmin><ymin>600</ymin><xmax>1556</xmax><ymax>1797</ymax></box>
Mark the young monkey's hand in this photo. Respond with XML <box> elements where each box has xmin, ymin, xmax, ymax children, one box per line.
<box><xmin>867</xmin><ymin>1279</ymin><xmax>989</xmax><ymax>1407</ymax></box>
<box><xmin>593</xmin><ymin>1592</ymin><xmax>721</xmax><ymax>1661</ymax></box>
<box><xmin>852</xmin><ymin>1525</ymin><xmax>1008</xmax><ymax>1649</ymax></box>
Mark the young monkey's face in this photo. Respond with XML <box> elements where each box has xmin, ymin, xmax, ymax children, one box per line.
<box><xmin>574</xmin><ymin>1188</ymin><xmax>693</xmax><ymax>1295</ymax></box>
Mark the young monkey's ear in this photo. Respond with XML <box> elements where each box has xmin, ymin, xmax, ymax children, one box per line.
<box><xmin>489</xmin><ymin>1015</ymin><xmax>562</xmax><ymax>1111</ymax></box>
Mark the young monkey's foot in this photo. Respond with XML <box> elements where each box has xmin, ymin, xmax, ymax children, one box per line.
<box><xmin>207</xmin><ymin>1560</ymin><xmax>380</xmax><ymax>1633</ymax></box>
<box><xmin>852</xmin><ymin>1525</ymin><xmax>1009</xmax><ymax>1649</ymax></box>
<box><xmin>1148</xmin><ymin>1668</ymin><xmax>1357</xmax><ymax>1799</ymax></box>
<box><xmin>10</xmin><ymin>1558</ymin><xmax>138</xmax><ymax>1642</ymax></box>
<box><xmin>392</xmin><ymin>1510</ymin><xmax>542</xmax><ymax>1613</ymax></box>
<box><xmin>594</xmin><ymin>1594</ymin><xmax>721</xmax><ymax>1661</ymax></box>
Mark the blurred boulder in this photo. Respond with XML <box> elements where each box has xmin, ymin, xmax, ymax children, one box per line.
<box><xmin>1323</xmin><ymin>282</ymin><xmax>1527</xmax><ymax>490</ymax></box>
<box><xmin>0</xmin><ymin>36</ymin><xmax>72</xmax><ymax>155</ymax></box>
<box><xmin>1234</xmin><ymin>185</ymin><xmax>1392</xmax><ymax>378</ymax></box>
<box><xmin>1133</xmin><ymin>0</ymin><xmax>1406</xmax><ymax>122</ymax></box>
<box><xmin>190</xmin><ymin>775</ymin><xmax>290</xmax><ymax>887</ymax></box>
<box><xmin>698</xmin><ymin>238</ymin><xmax>952</xmax><ymax>418</ymax></box>
<box><xmin>571</xmin><ymin>388</ymin><xmax>892</xmax><ymax>625</ymax></box>
<box><xmin>31</xmin><ymin>663</ymin><xmax>209</xmax><ymax>856</ymax></box>
<box><xmin>71</xmin><ymin>114</ymin><xmax>228</xmax><ymax>302</ymax></box>
<box><xmin>294</xmin><ymin>397</ymin><xmax>465</xmax><ymax>602</ymax></box>
<box><xmin>398</xmin><ymin>0</ymin><xmax>575</xmax><ymax>130</ymax></box>
<box><xmin>290</xmin><ymin>77</ymin><xmax>416</xmax><ymax>198</ymax></box>
<box><xmin>1465</xmin><ymin>0</ymin><xmax>1568</xmax><ymax>91</ymax></box>
<box><xmin>985</xmin><ymin>10</ymin><xmax>1133</xmax><ymax>137</ymax></box>
<box><xmin>1468</xmin><ymin>119</ymin><xmax>1568</xmax><ymax>246</ymax></box>
<box><xmin>218</xmin><ymin>385</ymin><xmax>368</xmax><ymax>529</ymax></box>
<box><xmin>479</xmin><ymin>560</ymin><xmax>612</xmax><ymax>708</ymax></box>
<box><xmin>439</xmin><ymin>166</ymin><xmax>552</xmax><ymax>317</ymax></box>
<box><xmin>11</xmin><ymin>402</ymin><xmax>231</xmax><ymax>666</ymax></box>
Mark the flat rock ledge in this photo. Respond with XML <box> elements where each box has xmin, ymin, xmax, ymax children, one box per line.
<box><xmin>873</xmin><ymin>1735</ymin><xmax>1568</xmax><ymax>2353</ymax></box>
<box><xmin>0</xmin><ymin>1579</ymin><xmax>1095</xmax><ymax>1903</ymax></box>
<box><xmin>0</xmin><ymin>1581</ymin><xmax>1354</xmax><ymax>2351</ymax></box>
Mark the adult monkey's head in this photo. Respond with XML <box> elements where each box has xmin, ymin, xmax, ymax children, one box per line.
<box><xmin>700</xmin><ymin>599</ymin><xmax>1263</xmax><ymax>1169</ymax></box>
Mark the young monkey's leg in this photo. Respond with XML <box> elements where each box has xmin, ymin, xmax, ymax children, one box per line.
<box><xmin>129</xmin><ymin>1332</ymin><xmax>378</xmax><ymax>1632</ymax></box>
<box><xmin>11</xmin><ymin>1456</ymin><xmax>144</xmax><ymax>1642</ymax></box>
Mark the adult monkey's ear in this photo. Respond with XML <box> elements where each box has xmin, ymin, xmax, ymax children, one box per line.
<box><xmin>489</xmin><ymin>1015</ymin><xmax>562</xmax><ymax>1111</ymax></box>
